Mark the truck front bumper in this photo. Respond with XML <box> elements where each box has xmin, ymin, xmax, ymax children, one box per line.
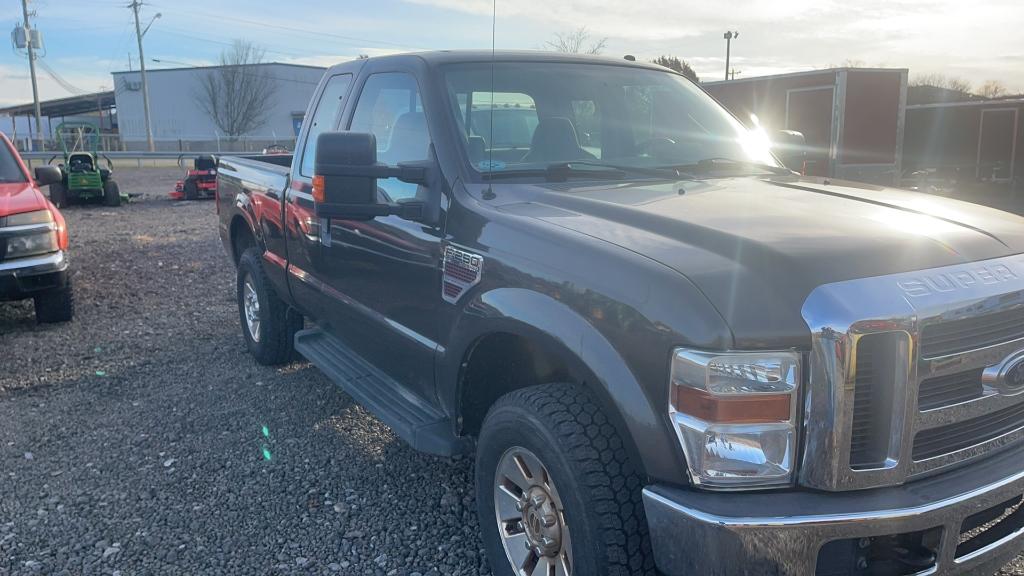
<box><xmin>643</xmin><ymin>444</ymin><xmax>1024</xmax><ymax>575</ymax></box>
<box><xmin>0</xmin><ymin>251</ymin><xmax>69</xmax><ymax>301</ymax></box>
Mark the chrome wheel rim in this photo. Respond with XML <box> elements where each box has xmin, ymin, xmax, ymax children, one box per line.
<box><xmin>494</xmin><ymin>446</ymin><xmax>572</xmax><ymax>576</ymax></box>
<box><xmin>242</xmin><ymin>276</ymin><xmax>261</xmax><ymax>343</ymax></box>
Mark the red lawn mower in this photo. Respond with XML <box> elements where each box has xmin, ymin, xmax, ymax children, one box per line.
<box><xmin>169</xmin><ymin>155</ymin><xmax>218</xmax><ymax>200</ymax></box>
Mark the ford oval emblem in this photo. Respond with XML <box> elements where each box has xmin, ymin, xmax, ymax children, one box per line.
<box><xmin>983</xmin><ymin>352</ymin><xmax>1024</xmax><ymax>396</ymax></box>
<box><xmin>1006</xmin><ymin>357</ymin><xmax>1024</xmax><ymax>391</ymax></box>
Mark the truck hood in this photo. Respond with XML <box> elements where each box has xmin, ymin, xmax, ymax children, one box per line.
<box><xmin>0</xmin><ymin>181</ymin><xmax>46</xmax><ymax>218</ymax></box>
<box><xmin>495</xmin><ymin>175</ymin><xmax>1024</xmax><ymax>348</ymax></box>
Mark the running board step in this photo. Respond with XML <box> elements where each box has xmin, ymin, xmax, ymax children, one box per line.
<box><xmin>294</xmin><ymin>327</ymin><xmax>469</xmax><ymax>456</ymax></box>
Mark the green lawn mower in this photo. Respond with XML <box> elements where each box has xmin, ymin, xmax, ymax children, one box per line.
<box><xmin>47</xmin><ymin>122</ymin><xmax>125</xmax><ymax>208</ymax></box>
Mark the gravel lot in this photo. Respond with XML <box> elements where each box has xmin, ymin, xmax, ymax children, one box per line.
<box><xmin>0</xmin><ymin>169</ymin><xmax>488</xmax><ymax>576</ymax></box>
<box><xmin>0</xmin><ymin>168</ymin><xmax>1022</xmax><ymax>575</ymax></box>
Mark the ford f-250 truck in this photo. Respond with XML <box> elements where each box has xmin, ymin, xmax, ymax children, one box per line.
<box><xmin>218</xmin><ymin>51</ymin><xmax>1024</xmax><ymax>575</ymax></box>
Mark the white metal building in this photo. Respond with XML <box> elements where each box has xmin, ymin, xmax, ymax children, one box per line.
<box><xmin>111</xmin><ymin>63</ymin><xmax>326</xmax><ymax>151</ymax></box>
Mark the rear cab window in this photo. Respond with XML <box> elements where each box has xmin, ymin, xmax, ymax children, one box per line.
<box><xmin>299</xmin><ymin>74</ymin><xmax>353</xmax><ymax>178</ymax></box>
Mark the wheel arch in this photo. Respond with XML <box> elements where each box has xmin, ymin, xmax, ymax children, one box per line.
<box><xmin>445</xmin><ymin>287</ymin><xmax>685</xmax><ymax>482</ymax></box>
<box><xmin>228</xmin><ymin>213</ymin><xmax>259</xmax><ymax>264</ymax></box>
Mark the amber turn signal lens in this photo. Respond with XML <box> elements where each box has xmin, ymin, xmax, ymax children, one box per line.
<box><xmin>312</xmin><ymin>175</ymin><xmax>325</xmax><ymax>203</ymax></box>
<box><xmin>673</xmin><ymin>386</ymin><xmax>791</xmax><ymax>424</ymax></box>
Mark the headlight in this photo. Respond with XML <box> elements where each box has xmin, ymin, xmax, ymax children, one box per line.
<box><xmin>3</xmin><ymin>210</ymin><xmax>58</xmax><ymax>259</ymax></box>
<box><xmin>5</xmin><ymin>231</ymin><xmax>58</xmax><ymax>259</ymax></box>
<box><xmin>670</xmin><ymin>349</ymin><xmax>801</xmax><ymax>490</ymax></box>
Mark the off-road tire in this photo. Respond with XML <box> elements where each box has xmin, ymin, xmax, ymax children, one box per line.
<box><xmin>49</xmin><ymin>182</ymin><xmax>69</xmax><ymax>208</ymax></box>
<box><xmin>34</xmin><ymin>284</ymin><xmax>74</xmax><ymax>323</ymax></box>
<box><xmin>476</xmin><ymin>384</ymin><xmax>655</xmax><ymax>576</ymax></box>
<box><xmin>103</xmin><ymin>180</ymin><xmax>121</xmax><ymax>207</ymax></box>
<box><xmin>236</xmin><ymin>247</ymin><xmax>302</xmax><ymax>365</ymax></box>
<box><xmin>184</xmin><ymin>180</ymin><xmax>199</xmax><ymax>200</ymax></box>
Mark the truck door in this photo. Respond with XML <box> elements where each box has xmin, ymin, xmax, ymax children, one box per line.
<box><xmin>284</xmin><ymin>73</ymin><xmax>354</xmax><ymax>316</ymax></box>
<box><xmin>316</xmin><ymin>69</ymin><xmax>445</xmax><ymax>404</ymax></box>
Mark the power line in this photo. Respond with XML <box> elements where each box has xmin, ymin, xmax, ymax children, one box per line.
<box><xmin>150</xmin><ymin>27</ymin><xmax>312</xmax><ymax>59</ymax></box>
<box><xmin>36</xmin><ymin>59</ymin><xmax>88</xmax><ymax>95</ymax></box>
<box><xmin>159</xmin><ymin>8</ymin><xmax>411</xmax><ymax>50</ymax></box>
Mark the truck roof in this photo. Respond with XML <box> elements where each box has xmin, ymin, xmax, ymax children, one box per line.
<box><xmin>325</xmin><ymin>49</ymin><xmax>669</xmax><ymax>75</ymax></box>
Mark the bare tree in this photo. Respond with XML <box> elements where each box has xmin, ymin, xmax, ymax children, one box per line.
<box><xmin>652</xmin><ymin>55</ymin><xmax>700</xmax><ymax>83</ymax></box>
<box><xmin>195</xmin><ymin>40</ymin><xmax>278</xmax><ymax>142</ymax></box>
<box><xmin>978</xmin><ymin>80</ymin><xmax>1008</xmax><ymax>99</ymax></box>
<box><xmin>910</xmin><ymin>72</ymin><xmax>972</xmax><ymax>95</ymax></box>
<box><xmin>545</xmin><ymin>27</ymin><xmax>608</xmax><ymax>55</ymax></box>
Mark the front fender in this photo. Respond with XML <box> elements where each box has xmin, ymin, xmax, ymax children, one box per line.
<box><xmin>440</xmin><ymin>287</ymin><xmax>688</xmax><ymax>483</ymax></box>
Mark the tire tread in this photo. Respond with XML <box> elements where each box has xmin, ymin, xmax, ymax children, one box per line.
<box><xmin>488</xmin><ymin>384</ymin><xmax>655</xmax><ymax>575</ymax></box>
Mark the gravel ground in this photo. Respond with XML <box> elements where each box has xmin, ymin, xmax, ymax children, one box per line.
<box><xmin>0</xmin><ymin>169</ymin><xmax>489</xmax><ymax>576</ymax></box>
<box><xmin>0</xmin><ymin>169</ymin><xmax>1022</xmax><ymax>575</ymax></box>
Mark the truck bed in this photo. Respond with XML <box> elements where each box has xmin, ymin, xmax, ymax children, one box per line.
<box><xmin>216</xmin><ymin>154</ymin><xmax>293</xmax><ymax>201</ymax></box>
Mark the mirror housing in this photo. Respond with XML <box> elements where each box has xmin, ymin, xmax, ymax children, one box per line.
<box><xmin>313</xmin><ymin>131</ymin><xmax>430</xmax><ymax>221</ymax></box>
<box><xmin>34</xmin><ymin>165</ymin><xmax>62</xmax><ymax>187</ymax></box>
<box><xmin>771</xmin><ymin>130</ymin><xmax>808</xmax><ymax>174</ymax></box>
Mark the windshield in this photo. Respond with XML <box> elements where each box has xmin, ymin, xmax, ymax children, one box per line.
<box><xmin>0</xmin><ymin>143</ymin><xmax>27</xmax><ymax>183</ymax></box>
<box><xmin>443</xmin><ymin>61</ymin><xmax>778</xmax><ymax>178</ymax></box>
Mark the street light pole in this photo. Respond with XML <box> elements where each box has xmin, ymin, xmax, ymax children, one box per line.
<box><xmin>724</xmin><ymin>30</ymin><xmax>738</xmax><ymax>81</ymax></box>
<box><xmin>129</xmin><ymin>1</ymin><xmax>159</xmax><ymax>152</ymax></box>
<box><xmin>20</xmin><ymin>0</ymin><xmax>42</xmax><ymax>150</ymax></box>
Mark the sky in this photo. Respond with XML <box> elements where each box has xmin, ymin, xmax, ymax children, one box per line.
<box><xmin>0</xmin><ymin>0</ymin><xmax>1021</xmax><ymax>106</ymax></box>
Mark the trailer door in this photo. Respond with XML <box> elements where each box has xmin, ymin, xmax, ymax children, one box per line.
<box><xmin>786</xmin><ymin>86</ymin><xmax>834</xmax><ymax>177</ymax></box>
<box><xmin>977</xmin><ymin>108</ymin><xmax>1017</xmax><ymax>182</ymax></box>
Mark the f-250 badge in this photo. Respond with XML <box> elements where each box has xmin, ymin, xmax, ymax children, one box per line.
<box><xmin>442</xmin><ymin>245</ymin><xmax>483</xmax><ymax>304</ymax></box>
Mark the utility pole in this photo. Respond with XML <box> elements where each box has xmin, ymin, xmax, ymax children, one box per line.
<box><xmin>129</xmin><ymin>0</ymin><xmax>159</xmax><ymax>151</ymax></box>
<box><xmin>20</xmin><ymin>0</ymin><xmax>42</xmax><ymax>150</ymax></box>
<box><xmin>723</xmin><ymin>30</ymin><xmax>738</xmax><ymax>81</ymax></box>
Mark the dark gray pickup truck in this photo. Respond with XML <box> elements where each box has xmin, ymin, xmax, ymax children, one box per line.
<box><xmin>217</xmin><ymin>51</ymin><xmax>1024</xmax><ymax>575</ymax></box>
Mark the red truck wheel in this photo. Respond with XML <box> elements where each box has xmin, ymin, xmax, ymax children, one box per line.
<box><xmin>34</xmin><ymin>283</ymin><xmax>74</xmax><ymax>323</ymax></box>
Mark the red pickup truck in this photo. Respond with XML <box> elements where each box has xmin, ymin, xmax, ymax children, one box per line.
<box><xmin>0</xmin><ymin>134</ymin><xmax>74</xmax><ymax>323</ymax></box>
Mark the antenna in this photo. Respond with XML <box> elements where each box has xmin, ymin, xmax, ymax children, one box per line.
<box><xmin>484</xmin><ymin>0</ymin><xmax>496</xmax><ymax>196</ymax></box>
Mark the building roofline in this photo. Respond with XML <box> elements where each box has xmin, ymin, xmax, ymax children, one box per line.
<box><xmin>0</xmin><ymin>90</ymin><xmax>116</xmax><ymax>117</ymax></box>
<box><xmin>907</xmin><ymin>98</ymin><xmax>1024</xmax><ymax>110</ymax></box>
<box><xmin>703</xmin><ymin>67</ymin><xmax>909</xmax><ymax>86</ymax></box>
<box><xmin>112</xmin><ymin>62</ymin><xmax>326</xmax><ymax>75</ymax></box>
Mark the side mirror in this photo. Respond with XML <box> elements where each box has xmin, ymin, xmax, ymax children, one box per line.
<box><xmin>313</xmin><ymin>131</ymin><xmax>429</xmax><ymax>221</ymax></box>
<box><xmin>771</xmin><ymin>130</ymin><xmax>807</xmax><ymax>173</ymax></box>
<box><xmin>34</xmin><ymin>165</ymin><xmax>62</xmax><ymax>187</ymax></box>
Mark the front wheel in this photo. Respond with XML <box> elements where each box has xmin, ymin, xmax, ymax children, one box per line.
<box><xmin>476</xmin><ymin>384</ymin><xmax>655</xmax><ymax>576</ymax></box>
<box><xmin>34</xmin><ymin>284</ymin><xmax>74</xmax><ymax>323</ymax></box>
<box><xmin>103</xmin><ymin>180</ymin><xmax>121</xmax><ymax>207</ymax></box>
<box><xmin>236</xmin><ymin>247</ymin><xmax>302</xmax><ymax>365</ymax></box>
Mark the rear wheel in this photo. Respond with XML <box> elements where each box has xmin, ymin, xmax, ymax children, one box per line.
<box><xmin>476</xmin><ymin>384</ymin><xmax>655</xmax><ymax>576</ymax></box>
<box><xmin>34</xmin><ymin>284</ymin><xmax>74</xmax><ymax>323</ymax></box>
<box><xmin>103</xmin><ymin>180</ymin><xmax>121</xmax><ymax>207</ymax></box>
<box><xmin>236</xmin><ymin>247</ymin><xmax>302</xmax><ymax>364</ymax></box>
<box><xmin>183</xmin><ymin>179</ymin><xmax>199</xmax><ymax>200</ymax></box>
<box><xmin>49</xmin><ymin>182</ymin><xmax>68</xmax><ymax>208</ymax></box>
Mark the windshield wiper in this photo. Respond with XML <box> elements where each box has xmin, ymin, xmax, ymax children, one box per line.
<box><xmin>547</xmin><ymin>161</ymin><xmax>693</xmax><ymax>181</ymax></box>
<box><xmin>482</xmin><ymin>161</ymin><xmax>689</xmax><ymax>182</ymax></box>
<box><xmin>670</xmin><ymin>157</ymin><xmax>793</xmax><ymax>176</ymax></box>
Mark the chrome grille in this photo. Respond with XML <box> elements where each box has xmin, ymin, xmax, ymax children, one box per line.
<box><xmin>920</xmin><ymin>306</ymin><xmax>1024</xmax><ymax>358</ymax></box>
<box><xmin>800</xmin><ymin>253</ymin><xmax>1024</xmax><ymax>492</ymax></box>
<box><xmin>918</xmin><ymin>369</ymin><xmax>984</xmax><ymax>411</ymax></box>
<box><xmin>914</xmin><ymin>401</ymin><xmax>1024</xmax><ymax>460</ymax></box>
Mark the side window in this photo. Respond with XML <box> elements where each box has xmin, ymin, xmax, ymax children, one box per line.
<box><xmin>299</xmin><ymin>74</ymin><xmax>353</xmax><ymax>177</ymax></box>
<box><xmin>349</xmin><ymin>72</ymin><xmax>430</xmax><ymax>201</ymax></box>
